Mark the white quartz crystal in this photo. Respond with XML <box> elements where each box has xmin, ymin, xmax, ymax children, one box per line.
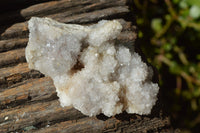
<box><xmin>25</xmin><ymin>17</ymin><xmax>159</xmax><ymax>117</ymax></box>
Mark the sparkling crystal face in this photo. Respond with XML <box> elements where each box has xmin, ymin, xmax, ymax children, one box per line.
<box><xmin>25</xmin><ymin>17</ymin><xmax>159</xmax><ymax>117</ymax></box>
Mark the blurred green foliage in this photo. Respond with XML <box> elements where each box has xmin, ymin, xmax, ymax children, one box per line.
<box><xmin>132</xmin><ymin>0</ymin><xmax>200</xmax><ymax>132</ymax></box>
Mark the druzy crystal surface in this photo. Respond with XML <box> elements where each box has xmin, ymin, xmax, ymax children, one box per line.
<box><xmin>25</xmin><ymin>17</ymin><xmax>159</xmax><ymax>117</ymax></box>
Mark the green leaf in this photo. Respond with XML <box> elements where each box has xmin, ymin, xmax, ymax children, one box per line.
<box><xmin>138</xmin><ymin>31</ymin><xmax>143</xmax><ymax>38</ymax></box>
<box><xmin>151</xmin><ymin>18</ymin><xmax>162</xmax><ymax>33</ymax></box>
<box><xmin>191</xmin><ymin>100</ymin><xmax>198</xmax><ymax>110</ymax></box>
<box><xmin>182</xmin><ymin>90</ymin><xmax>192</xmax><ymax>99</ymax></box>
<box><xmin>179</xmin><ymin>16</ymin><xmax>188</xmax><ymax>28</ymax></box>
<box><xmin>185</xmin><ymin>0</ymin><xmax>200</xmax><ymax>7</ymax></box>
<box><xmin>196</xmin><ymin>54</ymin><xmax>200</xmax><ymax>60</ymax></box>
<box><xmin>163</xmin><ymin>43</ymin><xmax>172</xmax><ymax>51</ymax></box>
<box><xmin>189</xmin><ymin>5</ymin><xmax>200</xmax><ymax>19</ymax></box>
<box><xmin>166</xmin><ymin>53</ymin><xmax>173</xmax><ymax>59</ymax></box>
<box><xmin>136</xmin><ymin>18</ymin><xmax>144</xmax><ymax>25</ymax></box>
<box><xmin>173</xmin><ymin>0</ymin><xmax>181</xmax><ymax>4</ymax></box>
<box><xmin>180</xmin><ymin>9</ymin><xmax>190</xmax><ymax>18</ymax></box>
<box><xmin>193</xmin><ymin>88</ymin><xmax>200</xmax><ymax>97</ymax></box>
<box><xmin>169</xmin><ymin>61</ymin><xmax>180</xmax><ymax>74</ymax></box>
<box><xmin>165</xmin><ymin>14</ymin><xmax>171</xmax><ymax>21</ymax></box>
<box><xmin>179</xmin><ymin>0</ymin><xmax>188</xmax><ymax>9</ymax></box>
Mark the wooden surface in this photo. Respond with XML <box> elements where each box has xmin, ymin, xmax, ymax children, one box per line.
<box><xmin>0</xmin><ymin>0</ymin><xmax>172</xmax><ymax>132</ymax></box>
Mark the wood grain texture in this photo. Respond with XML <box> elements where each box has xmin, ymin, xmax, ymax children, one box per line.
<box><xmin>33</xmin><ymin>115</ymin><xmax>170</xmax><ymax>133</ymax></box>
<box><xmin>0</xmin><ymin>63</ymin><xmax>42</xmax><ymax>90</ymax></box>
<box><xmin>1</xmin><ymin>7</ymin><xmax>129</xmax><ymax>39</ymax></box>
<box><xmin>0</xmin><ymin>0</ymin><xmax>173</xmax><ymax>132</ymax></box>
<box><xmin>0</xmin><ymin>100</ymin><xmax>85</xmax><ymax>133</ymax></box>
<box><xmin>0</xmin><ymin>0</ymin><xmax>126</xmax><ymax>24</ymax></box>
<box><xmin>0</xmin><ymin>48</ymin><xmax>26</xmax><ymax>68</ymax></box>
<box><xmin>0</xmin><ymin>38</ymin><xmax>28</xmax><ymax>52</ymax></box>
<box><xmin>0</xmin><ymin>0</ymin><xmax>129</xmax><ymax>40</ymax></box>
<box><xmin>0</xmin><ymin>77</ymin><xmax>55</xmax><ymax>109</ymax></box>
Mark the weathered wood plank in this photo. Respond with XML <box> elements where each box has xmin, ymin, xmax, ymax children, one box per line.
<box><xmin>0</xmin><ymin>63</ymin><xmax>29</xmax><ymax>89</ymax></box>
<box><xmin>21</xmin><ymin>0</ymin><xmax>126</xmax><ymax>19</ymax></box>
<box><xmin>31</xmin><ymin>114</ymin><xmax>171</xmax><ymax>133</ymax></box>
<box><xmin>0</xmin><ymin>48</ymin><xmax>25</xmax><ymax>68</ymax></box>
<box><xmin>21</xmin><ymin>0</ymin><xmax>97</xmax><ymax>19</ymax></box>
<box><xmin>0</xmin><ymin>38</ymin><xmax>27</xmax><ymax>52</ymax></box>
<box><xmin>55</xmin><ymin>6</ymin><xmax>129</xmax><ymax>24</ymax></box>
<box><xmin>1</xmin><ymin>22</ymin><xmax>28</xmax><ymax>39</ymax></box>
<box><xmin>0</xmin><ymin>0</ymin><xmax>127</xmax><ymax>35</ymax></box>
<box><xmin>0</xmin><ymin>63</ymin><xmax>43</xmax><ymax>90</ymax></box>
<box><xmin>0</xmin><ymin>77</ymin><xmax>55</xmax><ymax>109</ymax></box>
<box><xmin>0</xmin><ymin>100</ymin><xmax>85</xmax><ymax>133</ymax></box>
<box><xmin>1</xmin><ymin>6</ymin><xmax>129</xmax><ymax>39</ymax></box>
<box><xmin>0</xmin><ymin>63</ymin><xmax>29</xmax><ymax>79</ymax></box>
<box><xmin>22</xmin><ymin>0</ymin><xmax>127</xmax><ymax>19</ymax></box>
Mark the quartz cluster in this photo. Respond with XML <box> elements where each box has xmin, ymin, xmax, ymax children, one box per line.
<box><xmin>25</xmin><ymin>17</ymin><xmax>159</xmax><ymax>117</ymax></box>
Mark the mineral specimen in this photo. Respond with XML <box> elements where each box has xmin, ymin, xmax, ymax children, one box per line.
<box><xmin>25</xmin><ymin>17</ymin><xmax>159</xmax><ymax>117</ymax></box>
